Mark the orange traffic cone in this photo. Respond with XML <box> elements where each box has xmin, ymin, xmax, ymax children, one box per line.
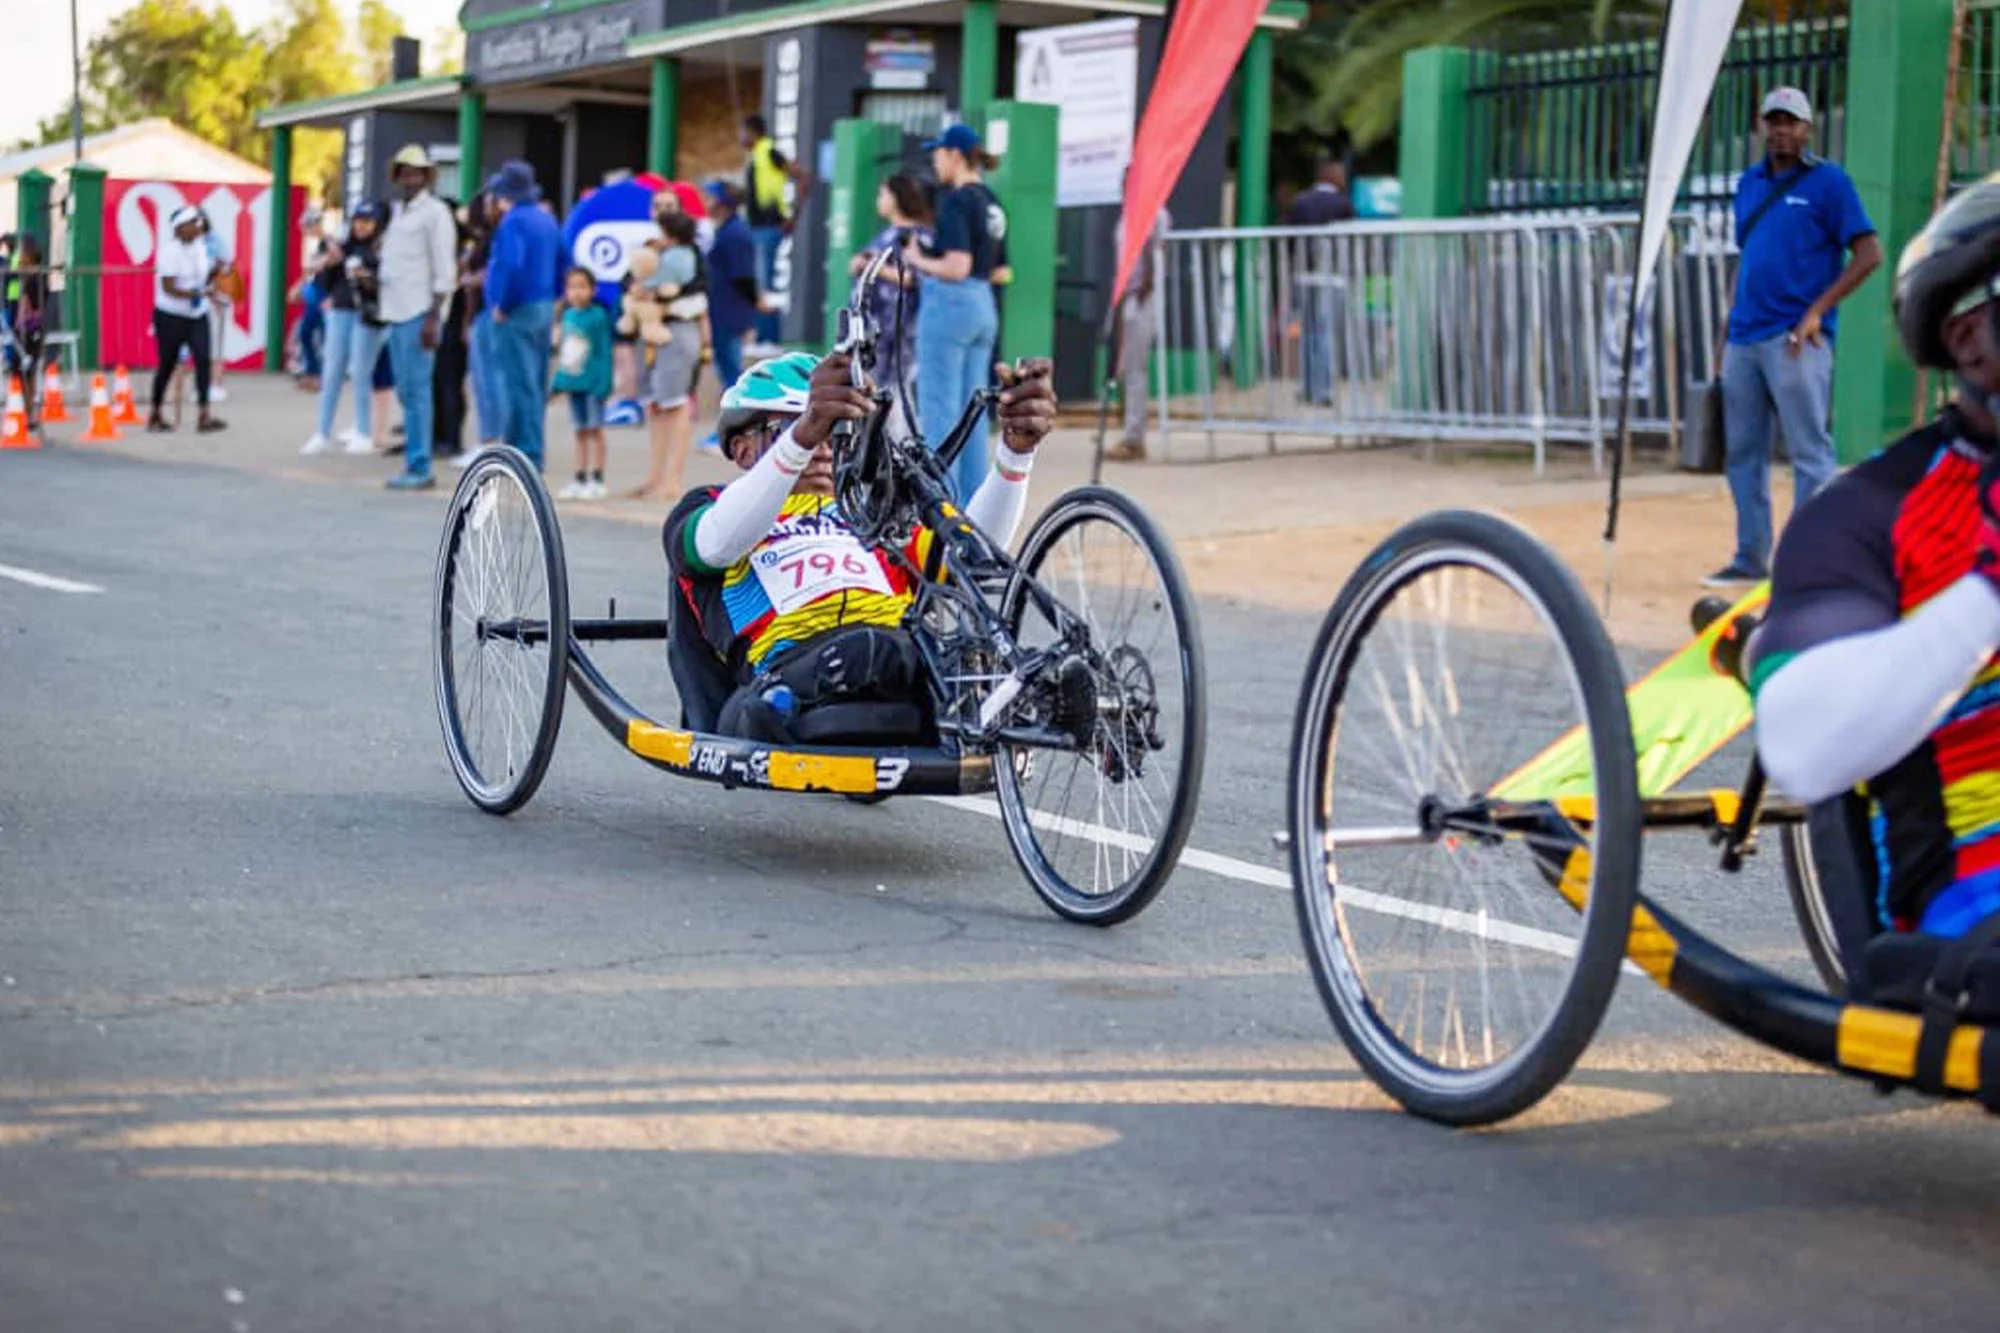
<box><xmin>111</xmin><ymin>365</ymin><xmax>141</xmax><ymax>424</ymax></box>
<box><xmin>0</xmin><ymin>376</ymin><xmax>34</xmax><ymax>449</ymax></box>
<box><xmin>80</xmin><ymin>373</ymin><xmax>120</xmax><ymax>443</ymax></box>
<box><xmin>39</xmin><ymin>363</ymin><xmax>69</xmax><ymax>422</ymax></box>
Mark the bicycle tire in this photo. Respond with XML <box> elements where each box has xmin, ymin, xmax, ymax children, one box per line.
<box><xmin>1287</xmin><ymin>510</ymin><xmax>1641</xmax><ymax>1126</ymax></box>
<box><xmin>995</xmin><ymin>486</ymin><xmax>1206</xmax><ymax>925</ymax></box>
<box><xmin>433</xmin><ymin>448</ymin><xmax>570</xmax><ymax>814</ymax></box>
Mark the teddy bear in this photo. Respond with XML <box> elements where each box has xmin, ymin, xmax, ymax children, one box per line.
<box><xmin>617</xmin><ymin>246</ymin><xmax>675</xmax><ymax>347</ymax></box>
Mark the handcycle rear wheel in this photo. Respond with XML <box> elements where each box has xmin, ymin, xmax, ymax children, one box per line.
<box><xmin>433</xmin><ymin>448</ymin><xmax>570</xmax><ymax>814</ymax></box>
<box><xmin>1287</xmin><ymin>510</ymin><xmax>1641</xmax><ymax>1126</ymax></box>
<box><xmin>996</xmin><ymin>486</ymin><xmax>1206</xmax><ymax>925</ymax></box>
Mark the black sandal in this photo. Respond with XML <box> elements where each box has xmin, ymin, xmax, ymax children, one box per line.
<box><xmin>146</xmin><ymin>414</ymin><xmax>173</xmax><ymax>434</ymax></box>
<box><xmin>196</xmin><ymin>415</ymin><xmax>227</xmax><ymax>434</ymax></box>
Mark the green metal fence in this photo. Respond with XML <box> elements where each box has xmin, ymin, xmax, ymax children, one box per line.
<box><xmin>1463</xmin><ymin>0</ymin><xmax>1850</xmax><ymax>215</ymax></box>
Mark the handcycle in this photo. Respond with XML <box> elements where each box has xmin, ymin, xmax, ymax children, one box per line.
<box><xmin>1285</xmin><ymin>508</ymin><xmax>2000</xmax><ymax>1125</ymax></box>
<box><xmin>429</xmin><ymin>247</ymin><xmax>1207</xmax><ymax>924</ymax></box>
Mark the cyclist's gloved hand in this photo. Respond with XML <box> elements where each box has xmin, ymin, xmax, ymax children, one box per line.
<box><xmin>793</xmin><ymin>352</ymin><xmax>876</xmax><ymax>448</ymax></box>
<box><xmin>995</xmin><ymin>359</ymin><xmax>1057</xmax><ymax>455</ymax></box>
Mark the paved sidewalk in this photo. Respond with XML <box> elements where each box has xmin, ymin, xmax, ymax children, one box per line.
<box><xmin>21</xmin><ymin>371</ymin><xmax>1751</xmax><ymax>642</ymax></box>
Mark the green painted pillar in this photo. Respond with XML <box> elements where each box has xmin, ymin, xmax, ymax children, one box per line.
<box><xmin>825</xmin><ymin>118</ymin><xmax>904</xmax><ymax>347</ymax></box>
<box><xmin>264</xmin><ymin>126</ymin><xmax>294</xmax><ymax>372</ymax></box>
<box><xmin>648</xmin><ymin>58</ymin><xmax>679</xmax><ymax>179</ymax></box>
<box><xmin>16</xmin><ymin>168</ymin><xmax>52</xmax><ymax>252</ymax></box>
<box><xmin>1235</xmin><ymin>29</ymin><xmax>1273</xmax><ymax>389</ymax></box>
<box><xmin>1832</xmin><ymin>0</ymin><xmax>1954</xmax><ymax>463</ymax></box>
<box><xmin>982</xmin><ymin>101</ymin><xmax>1058</xmax><ymax>366</ymax></box>
<box><xmin>1398</xmin><ymin>46</ymin><xmax>1473</xmax><ymax>219</ymax></box>
<box><xmin>458</xmin><ymin>89</ymin><xmax>485</xmax><ymax>196</ymax></box>
<box><xmin>961</xmin><ymin>0</ymin><xmax>997</xmax><ymax>120</ymax></box>
<box><xmin>65</xmin><ymin>162</ymin><xmax>106</xmax><ymax>371</ymax></box>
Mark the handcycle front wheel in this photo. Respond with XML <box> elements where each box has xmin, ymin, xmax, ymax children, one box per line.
<box><xmin>1287</xmin><ymin>510</ymin><xmax>1641</xmax><ymax>1126</ymax></box>
<box><xmin>996</xmin><ymin>486</ymin><xmax>1206</xmax><ymax>925</ymax></box>
<box><xmin>433</xmin><ymin>447</ymin><xmax>570</xmax><ymax>814</ymax></box>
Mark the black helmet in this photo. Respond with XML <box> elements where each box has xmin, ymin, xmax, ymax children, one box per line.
<box><xmin>1896</xmin><ymin>175</ymin><xmax>2000</xmax><ymax>370</ymax></box>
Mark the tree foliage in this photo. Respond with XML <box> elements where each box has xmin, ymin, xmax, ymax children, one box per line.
<box><xmin>1281</xmin><ymin>0</ymin><xmax>1795</xmax><ymax>155</ymax></box>
<box><xmin>17</xmin><ymin>0</ymin><xmax>430</xmax><ymax>201</ymax></box>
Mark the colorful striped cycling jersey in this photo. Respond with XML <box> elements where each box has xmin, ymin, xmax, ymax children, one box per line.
<box><xmin>1750</xmin><ymin>411</ymin><xmax>2000</xmax><ymax>933</ymax></box>
<box><xmin>664</xmin><ymin>488</ymin><xmax>936</xmax><ymax>675</ymax></box>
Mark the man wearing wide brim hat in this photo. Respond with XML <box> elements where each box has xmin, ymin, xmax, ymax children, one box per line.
<box><xmin>379</xmin><ymin>143</ymin><xmax>459</xmax><ymax>490</ymax></box>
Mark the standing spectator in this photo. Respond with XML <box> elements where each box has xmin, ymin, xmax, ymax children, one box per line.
<box><xmin>431</xmin><ymin>197</ymin><xmax>467</xmax><ymax>461</ymax></box>
<box><xmin>5</xmin><ymin>232</ymin><xmax>48</xmax><ymax>383</ymax></box>
<box><xmin>455</xmin><ymin>191</ymin><xmax>504</xmax><ymax>468</ymax></box>
<box><xmin>553</xmin><ymin>266</ymin><xmax>614</xmax><ymax>499</ymax></box>
<box><xmin>740</xmin><ymin>114</ymin><xmax>810</xmax><ymax>348</ymax></box>
<box><xmin>902</xmin><ymin>123</ymin><xmax>1003</xmax><ymax>503</ymax></box>
<box><xmin>197</xmin><ymin>209</ymin><xmax>238</xmax><ymax>404</ymax></box>
<box><xmin>631</xmin><ymin>210</ymin><xmax>710</xmax><ymax>501</ymax></box>
<box><xmin>378</xmin><ymin>144</ymin><xmax>459</xmax><ymax>491</ymax></box>
<box><xmin>1105</xmin><ymin>187</ymin><xmax>1169</xmax><ymax>463</ymax></box>
<box><xmin>849</xmin><ymin>174</ymin><xmax>933</xmax><ymax>422</ymax></box>
<box><xmin>704</xmin><ymin>179</ymin><xmax>758</xmax><ymax>399</ymax></box>
<box><xmin>300</xmin><ymin>200</ymin><xmax>387</xmax><ymax>456</ymax></box>
<box><xmin>1284</xmin><ymin>159</ymin><xmax>1357</xmax><ymax>409</ymax></box>
<box><xmin>287</xmin><ymin>258</ymin><xmax>326</xmax><ymax>390</ymax></box>
<box><xmin>1707</xmin><ymin>87</ymin><xmax>1883</xmax><ymax>586</ymax></box>
<box><xmin>483</xmin><ymin>159</ymin><xmax>562</xmax><ymax>471</ymax></box>
<box><xmin>148</xmin><ymin>205</ymin><xmax>225</xmax><ymax>434</ymax></box>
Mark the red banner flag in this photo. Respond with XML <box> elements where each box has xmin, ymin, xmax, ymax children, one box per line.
<box><xmin>1113</xmin><ymin>0</ymin><xmax>1268</xmax><ymax>303</ymax></box>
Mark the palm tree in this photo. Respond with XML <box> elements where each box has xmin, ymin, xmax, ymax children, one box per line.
<box><xmin>1287</xmin><ymin>0</ymin><xmax>1799</xmax><ymax>150</ymax></box>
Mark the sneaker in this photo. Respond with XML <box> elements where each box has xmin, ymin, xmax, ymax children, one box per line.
<box><xmin>300</xmin><ymin>432</ymin><xmax>332</xmax><ymax>456</ymax></box>
<box><xmin>452</xmin><ymin>446</ymin><xmax>489</xmax><ymax>470</ymax></box>
<box><xmin>1702</xmin><ymin>562</ymin><xmax>1767</xmax><ymax>588</ymax></box>
<box><xmin>1103</xmin><ymin>439</ymin><xmax>1147</xmax><ymax>463</ymax></box>
<box><xmin>206</xmin><ymin>385</ymin><xmax>228</xmax><ymax>404</ymax></box>
<box><xmin>385</xmin><ymin>471</ymin><xmax>436</xmax><ymax>492</ymax></box>
<box><xmin>556</xmin><ymin>477</ymin><xmax>591</xmax><ymax>500</ymax></box>
<box><xmin>585</xmin><ymin>478</ymin><xmax>608</xmax><ymax>500</ymax></box>
<box><xmin>342</xmin><ymin>430</ymin><xmax>375</xmax><ymax>455</ymax></box>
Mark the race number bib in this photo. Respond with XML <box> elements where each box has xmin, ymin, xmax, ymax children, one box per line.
<box><xmin>751</xmin><ymin>533</ymin><xmax>893</xmax><ymax>614</ymax></box>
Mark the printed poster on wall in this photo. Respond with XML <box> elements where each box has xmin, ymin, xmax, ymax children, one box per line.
<box><xmin>101</xmin><ymin>179</ymin><xmax>305</xmax><ymax>371</ymax></box>
<box><xmin>1014</xmin><ymin>18</ymin><xmax>1139</xmax><ymax>208</ymax></box>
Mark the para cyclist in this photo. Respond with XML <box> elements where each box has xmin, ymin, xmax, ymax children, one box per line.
<box><xmin>662</xmin><ymin>350</ymin><xmax>1056</xmax><ymax>743</ymax></box>
<box><xmin>1754</xmin><ymin>177</ymin><xmax>2000</xmax><ymax>941</ymax></box>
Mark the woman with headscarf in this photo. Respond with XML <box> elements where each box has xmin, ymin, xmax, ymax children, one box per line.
<box><xmin>150</xmin><ymin>205</ymin><xmax>226</xmax><ymax>434</ymax></box>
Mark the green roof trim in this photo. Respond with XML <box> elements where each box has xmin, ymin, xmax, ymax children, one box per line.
<box><xmin>463</xmin><ymin>0</ymin><xmax>646</xmax><ymax>35</ymax></box>
<box><xmin>625</xmin><ymin>0</ymin><xmax>1300</xmax><ymax>56</ymax></box>
<box><xmin>256</xmin><ymin>75</ymin><xmax>465</xmax><ymax>129</ymax></box>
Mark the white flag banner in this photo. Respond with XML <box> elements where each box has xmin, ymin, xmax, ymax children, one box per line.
<box><xmin>1633</xmin><ymin>0</ymin><xmax>1747</xmax><ymax>304</ymax></box>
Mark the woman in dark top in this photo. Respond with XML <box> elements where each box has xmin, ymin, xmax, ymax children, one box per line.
<box><xmin>849</xmin><ymin>174</ymin><xmax>933</xmax><ymax>426</ymax></box>
<box><xmin>301</xmin><ymin>200</ymin><xmax>389</xmax><ymax>456</ymax></box>
<box><xmin>4</xmin><ymin>232</ymin><xmax>48</xmax><ymax>379</ymax></box>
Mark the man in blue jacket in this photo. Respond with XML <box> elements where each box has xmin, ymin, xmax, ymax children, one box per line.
<box><xmin>484</xmin><ymin>159</ymin><xmax>563</xmax><ymax>470</ymax></box>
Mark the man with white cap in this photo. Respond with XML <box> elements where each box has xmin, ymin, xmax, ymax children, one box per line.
<box><xmin>377</xmin><ymin>143</ymin><xmax>458</xmax><ymax>490</ymax></box>
<box><xmin>1708</xmin><ymin>86</ymin><xmax>1883</xmax><ymax>586</ymax></box>
<box><xmin>148</xmin><ymin>204</ymin><xmax>225</xmax><ymax>434</ymax></box>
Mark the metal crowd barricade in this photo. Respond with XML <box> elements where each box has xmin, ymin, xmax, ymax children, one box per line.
<box><xmin>1151</xmin><ymin>213</ymin><xmax>1734</xmax><ymax>473</ymax></box>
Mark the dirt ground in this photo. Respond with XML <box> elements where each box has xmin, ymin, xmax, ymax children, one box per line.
<box><xmin>1178</xmin><ymin>472</ymin><xmax>1786</xmax><ymax>653</ymax></box>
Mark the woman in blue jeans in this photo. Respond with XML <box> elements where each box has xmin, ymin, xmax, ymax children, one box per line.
<box><xmin>904</xmin><ymin>123</ymin><xmax>1004</xmax><ymax>503</ymax></box>
<box><xmin>300</xmin><ymin>201</ymin><xmax>388</xmax><ymax>456</ymax></box>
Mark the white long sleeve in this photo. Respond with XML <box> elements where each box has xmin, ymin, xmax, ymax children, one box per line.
<box><xmin>1757</xmin><ymin>576</ymin><xmax>2000</xmax><ymax>802</ymax></box>
<box><xmin>691</xmin><ymin>426</ymin><xmax>815</xmax><ymax>568</ymax></box>
<box><xmin>963</xmin><ymin>444</ymin><xmax>1035</xmax><ymax>548</ymax></box>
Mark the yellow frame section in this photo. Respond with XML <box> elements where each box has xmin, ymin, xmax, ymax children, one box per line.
<box><xmin>624</xmin><ymin>720</ymin><xmax>880</xmax><ymax>795</ymax></box>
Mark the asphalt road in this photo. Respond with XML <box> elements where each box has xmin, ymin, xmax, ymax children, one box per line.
<box><xmin>4</xmin><ymin>446</ymin><xmax>1999</xmax><ymax>1331</ymax></box>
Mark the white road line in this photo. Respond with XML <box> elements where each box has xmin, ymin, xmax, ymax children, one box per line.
<box><xmin>0</xmin><ymin>562</ymin><xmax>104</xmax><ymax>594</ymax></box>
<box><xmin>926</xmin><ymin>793</ymin><xmax>1608</xmax><ymax>968</ymax></box>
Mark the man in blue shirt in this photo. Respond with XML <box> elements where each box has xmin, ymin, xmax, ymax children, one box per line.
<box><xmin>484</xmin><ymin>159</ymin><xmax>563</xmax><ymax>470</ymax></box>
<box><xmin>704</xmin><ymin>180</ymin><xmax>760</xmax><ymax>398</ymax></box>
<box><xmin>1710</xmin><ymin>87</ymin><xmax>1883</xmax><ymax>585</ymax></box>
